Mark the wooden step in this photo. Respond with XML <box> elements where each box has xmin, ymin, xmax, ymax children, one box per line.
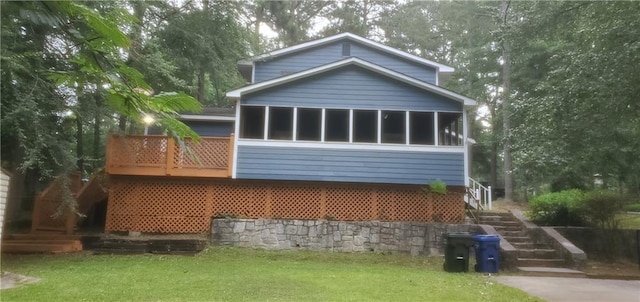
<box><xmin>516</xmin><ymin>266</ymin><xmax>586</xmax><ymax>278</ymax></box>
<box><xmin>517</xmin><ymin>258</ymin><xmax>566</xmax><ymax>267</ymax></box>
<box><xmin>9</xmin><ymin>233</ymin><xmax>82</xmax><ymax>241</ymax></box>
<box><xmin>2</xmin><ymin>241</ymin><xmax>83</xmax><ymax>254</ymax></box>
<box><xmin>518</xmin><ymin>249</ymin><xmax>558</xmax><ymax>259</ymax></box>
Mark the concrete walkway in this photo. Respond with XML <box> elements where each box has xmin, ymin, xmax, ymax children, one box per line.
<box><xmin>494</xmin><ymin>276</ymin><xmax>640</xmax><ymax>302</ymax></box>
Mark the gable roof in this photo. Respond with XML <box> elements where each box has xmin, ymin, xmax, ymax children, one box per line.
<box><xmin>228</xmin><ymin>57</ymin><xmax>476</xmax><ymax>108</ymax></box>
<box><xmin>239</xmin><ymin>33</ymin><xmax>454</xmax><ymax>74</ymax></box>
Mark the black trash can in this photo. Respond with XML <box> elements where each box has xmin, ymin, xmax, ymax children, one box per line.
<box><xmin>472</xmin><ymin>234</ymin><xmax>500</xmax><ymax>273</ymax></box>
<box><xmin>444</xmin><ymin>232</ymin><xmax>473</xmax><ymax>272</ymax></box>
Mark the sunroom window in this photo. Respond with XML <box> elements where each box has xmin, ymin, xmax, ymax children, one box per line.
<box><xmin>438</xmin><ymin>112</ymin><xmax>463</xmax><ymax>146</ymax></box>
<box><xmin>239</xmin><ymin>106</ymin><xmax>265</xmax><ymax>139</ymax></box>
<box><xmin>381</xmin><ymin>111</ymin><xmax>406</xmax><ymax>144</ymax></box>
<box><xmin>325</xmin><ymin>109</ymin><xmax>349</xmax><ymax>142</ymax></box>
<box><xmin>297</xmin><ymin>108</ymin><xmax>321</xmax><ymax>141</ymax></box>
<box><xmin>353</xmin><ymin>110</ymin><xmax>377</xmax><ymax>143</ymax></box>
<box><xmin>410</xmin><ymin>112</ymin><xmax>435</xmax><ymax>145</ymax></box>
<box><xmin>268</xmin><ymin>107</ymin><xmax>293</xmax><ymax>140</ymax></box>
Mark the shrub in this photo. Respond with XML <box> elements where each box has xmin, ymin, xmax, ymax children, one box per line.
<box><xmin>579</xmin><ymin>190</ymin><xmax>627</xmax><ymax>229</ymax></box>
<box><xmin>528</xmin><ymin>189</ymin><xmax>587</xmax><ymax>226</ymax></box>
<box><xmin>426</xmin><ymin>179</ymin><xmax>447</xmax><ymax>195</ymax></box>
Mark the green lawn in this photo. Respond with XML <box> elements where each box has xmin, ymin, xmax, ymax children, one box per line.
<box><xmin>618</xmin><ymin>213</ymin><xmax>640</xmax><ymax>229</ymax></box>
<box><xmin>1</xmin><ymin>247</ymin><xmax>541</xmax><ymax>302</ymax></box>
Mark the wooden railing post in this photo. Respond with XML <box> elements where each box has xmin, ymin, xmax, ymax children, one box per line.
<box><xmin>166</xmin><ymin>137</ymin><xmax>175</xmax><ymax>176</ymax></box>
<box><xmin>227</xmin><ymin>133</ymin><xmax>235</xmax><ymax>177</ymax></box>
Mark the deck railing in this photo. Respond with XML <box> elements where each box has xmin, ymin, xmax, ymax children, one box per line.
<box><xmin>465</xmin><ymin>177</ymin><xmax>492</xmax><ymax>210</ymax></box>
<box><xmin>106</xmin><ymin>134</ymin><xmax>234</xmax><ymax>178</ymax></box>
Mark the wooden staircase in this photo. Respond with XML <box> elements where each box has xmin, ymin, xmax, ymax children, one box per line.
<box><xmin>2</xmin><ymin>173</ymin><xmax>108</xmax><ymax>254</ymax></box>
<box><xmin>478</xmin><ymin>212</ymin><xmax>586</xmax><ymax>278</ymax></box>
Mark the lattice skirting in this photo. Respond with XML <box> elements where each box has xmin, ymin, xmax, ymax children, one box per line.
<box><xmin>105</xmin><ymin>177</ymin><xmax>465</xmax><ymax>233</ymax></box>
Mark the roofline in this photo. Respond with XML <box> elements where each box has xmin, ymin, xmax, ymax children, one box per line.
<box><xmin>179</xmin><ymin>114</ymin><xmax>235</xmax><ymax>122</ymax></box>
<box><xmin>227</xmin><ymin>57</ymin><xmax>476</xmax><ymax>107</ymax></box>
<box><xmin>243</xmin><ymin>33</ymin><xmax>454</xmax><ymax>73</ymax></box>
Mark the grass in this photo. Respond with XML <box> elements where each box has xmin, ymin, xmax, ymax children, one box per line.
<box><xmin>1</xmin><ymin>247</ymin><xmax>541</xmax><ymax>302</ymax></box>
<box><xmin>618</xmin><ymin>213</ymin><xmax>640</xmax><ymax>229</ymax></box>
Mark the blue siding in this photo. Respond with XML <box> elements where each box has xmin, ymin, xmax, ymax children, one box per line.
<box><xmin>236</xmin><ymin>145</ymin><xmax>464</xmax><ymax>185</ymax></box>
<box><xmin>254</xmin><ymin>40</ymin><xmax>438</xmax><ymax>84</ymax></box>
<box><xmin>255</xmin><ymin>42</ymin><xmax>344</xmax><ymax>82</ymax></box>
<box><xmin>350</xmin><ymin>43</ymin><xmax>437</xmax><ymax>84</ymax></box>
<box><xmin>244</xmin><ymin>66</ymin><xmax>462</xmax><ymax>111</ymax></box>
<box><xmin>186</xmin><ymin>121</ymin><xmax>234</xmax><ymax>137</ymax></box>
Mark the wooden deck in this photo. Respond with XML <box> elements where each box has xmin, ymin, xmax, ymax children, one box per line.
<box><xmin>106</xmin><ymin>134</ymin><xmax>233</xmax><ymax>178</ymax></box>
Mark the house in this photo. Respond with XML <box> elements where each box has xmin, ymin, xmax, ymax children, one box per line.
<box><xmin>103</xmin><ymin>33</ymin><xmax>487</xmax><ymax>234</ymax></box>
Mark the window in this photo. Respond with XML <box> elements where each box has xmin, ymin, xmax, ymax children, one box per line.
<box><xmin>325</xmin><ymin>109</ymin><xmax>349</xmax><ymax>142</ymax></box>
<box><xmin>382</xmin><ymin>111</ymin><xmax>406</xmax><ymax>144</ymax></box>
<box><xmin>410</xmin><ymin>112</ymin><xmax>435</xmax><ymax>145</ymax></box>
<box><xmin>240</xmin><ymin>106</ymin><xmax>265</xmax><ymax>139</ymax></box>
<box><xmin>268</xmin><ymin>107</ymin><xmax>293</xmax><ymax>140</ymax></box>
<box><xmin>438</xmin><ymin>112</ymin><xmax>463</xmax><ymax>146</ymax></box>
<box><xmin>297</xmin><ymin>108</ymin><xmax>321</xmax><ymax>141</ymax></box>
<box><xmin>353</xmin><ymin>110</ymin><xmax>377</xmax><ymax>143</ymax></box>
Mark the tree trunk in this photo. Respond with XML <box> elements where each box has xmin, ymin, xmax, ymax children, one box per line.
<box><xmin>197</xmin><ymin>68</ymin><xmax>206</xmax><ymax>103</ymax></box>
<box><xmin>76</xmin><ymin>112</ymin><xmax>84</xmax><ymax>173</ymax></box>
<box><xmin>501</xmin><ymin>0</ymin><xmax>514</xmax><ymax>201</ymax></box>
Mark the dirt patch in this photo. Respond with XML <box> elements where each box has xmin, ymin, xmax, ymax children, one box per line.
<box><xmin>1</xmin><ymin>272</ymin><xmax>40</xmax><ymax>290</ymax></box>
<box><xmin>583</xmin><ymin>260</ymin><xmax>640</xmax><ymax>280</ymax></box>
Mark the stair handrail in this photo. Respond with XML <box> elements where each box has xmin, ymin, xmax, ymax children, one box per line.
<box><xmin>468</xmin><ymin>178</ymin><xmax>492</xmax><ymax>210</ymax></box>
<box><xmin>464</xmin><ymin>186</ymin><xmax>481</xmax><ymax>224</ymax></box>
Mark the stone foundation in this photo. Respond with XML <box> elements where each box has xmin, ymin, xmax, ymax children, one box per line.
<box><xmin>211</xmin><ymin>218</ymin><xmax>480</xmax><ymax>256</ymax></box>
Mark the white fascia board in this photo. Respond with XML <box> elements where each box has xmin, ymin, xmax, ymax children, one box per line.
<box><xmin>227</xmin><ymin>57</ymin><xmax>477</xmax><ymax>107</ymax></box>
<box><xmin>249</xmin><ymin>33</ymin><xmax>455</xmax><ymax>73</ymax></box>
<box><xmin>179</xmin><ymin>114</ymin><xmax>236</xmax><ymax>122</ymax></box>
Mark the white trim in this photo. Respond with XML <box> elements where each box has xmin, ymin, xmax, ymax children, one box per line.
<box><xmin>433</xmin><ymin>112</ymin><xmax>439</xmax><ymax>146</ymax></box>
<box><xmin>263</xmin><ymin>106</ymin><xmax>269</xmax><ymax>140</ymax></box>
<box><xmin>232</xmin><ymin>103</ymin><xmax>240</xmax><ymax>179</ymax></box>
<box><xmin>348</xmin><ymin>109</ymin><xmax>354</xmax><ymax>143</ymax></box>
<box><xmin>227</xmin><ymin>58</ymin><xmax>476</xmax><ymax>107</ymax></box>
<box><xmin>405</xmin><ymin>111</ymin><xmax>410</xmax><ymax>145</ymax></box>
<box><xmin>237</xmin><ymin>139</ymin><xmax>464</xmax><ymax>153</ymax></box>
<box><xmin>463</xmin><ymin>110</ymin><xmax>470</xmax><ymax>187</ymax></box>
<box><xmin>251</xmin><ymin>61</ymin><xmax>255</xmax><ymax>83</ymax></box>
<box><xmin>250</xmin><ymin>33</ymin><xmax>454</xmax><ymax>73</ymax></box>
<box><xmin>377</xmin><ymin>110</ymin><xmax>382</xmax><ymax>144</ymax></box>
<box><xmin>179</xmin><ymin>114</ymin><xmax>235</xmax><ymax>122</ymax></box>
<box><xmin>292</xmin><ymin>107</ymin><xmax>298</xmax><ymax>142</ymax></box>
<box><xmin>321</xmin><ymin>108</ymin><xmax>326</xmax><ymax>142</ymax></box>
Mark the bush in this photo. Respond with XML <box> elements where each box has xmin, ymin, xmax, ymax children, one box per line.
<box><xmin>528</xmin><ymin>190</ymin><xmax>587</xmax><ymax>226</ymax></box>
<box><xmin>426</xmin><ymin>179</ymin><xmax>447</xmax><ymax>195</ymax></box>
<box><xmin>579</xmin><ymin>190</ymin><xmax>627</xmax><ymax>229</ymax></box>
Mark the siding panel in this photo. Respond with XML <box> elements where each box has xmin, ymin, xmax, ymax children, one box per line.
<box><xmin>350</xmin><ymin>43</ymin><xmax>437</xmax><ymax>84</ymax></box>
<box><xmin>244</xmin><ymin>66</ymin><xmax>462</xmax><ymax>111</ymax></box>
<box><xmin>236</xmin><ymin>145</ymin><xmax>464</xmax><ymax>185</ymax></box>
<box><xmin>254</xmin><ymin>40</ymin><xmax>438</xmax><ymax>84</ymax></box>
<box><xmin>186</xmin><ymin>121</ymin><xmax>234</xmax><ymax>137</ymax></box>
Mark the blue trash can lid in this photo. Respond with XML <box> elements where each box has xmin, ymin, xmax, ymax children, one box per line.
<box><xmin>472</xmin><ymin>234</ymin><xmax>500</xmax><ymax>242</ymax></box>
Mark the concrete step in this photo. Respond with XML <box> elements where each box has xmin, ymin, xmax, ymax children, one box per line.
<box><xmin>493</xmin><ymin>226</ymin><xmax>522</xmax><ymax>232</ymax></box>
<box><xmin>512</xmin><ymin>242</ymin><xmax>553</xmax><ymax>250</ymax></box>
<box><xmin>479</xmin><ymin>221</ymin><xmax>521</xmax><ymax>228</ymax></box>
<box><xmin>516</xmin><ymin>258</ymin><xmax>566</xmax><ymax>267</ymax></box>
<box><xmin>502</xmin><ymin>236</ymin><xmax>531</xmax><ymax>243</ymax></box>
<box><xmin>477</xmin><ymin>212</ymin><xmax>514</xmax><ymax>218</ymax></box>
<box><xmin>499</xmin><ymin>230</ymin><xmax>528</xmax><ymax>237</ymax></box>
<box><xmin>518</xmin><ymin>249</ymin><xmax>559</xmax><ymax>259</ymax></box>
<box><xmin>516</xmin><ymin>266</ymin><xmax>586</xmax><ymax>278</ymax></box>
